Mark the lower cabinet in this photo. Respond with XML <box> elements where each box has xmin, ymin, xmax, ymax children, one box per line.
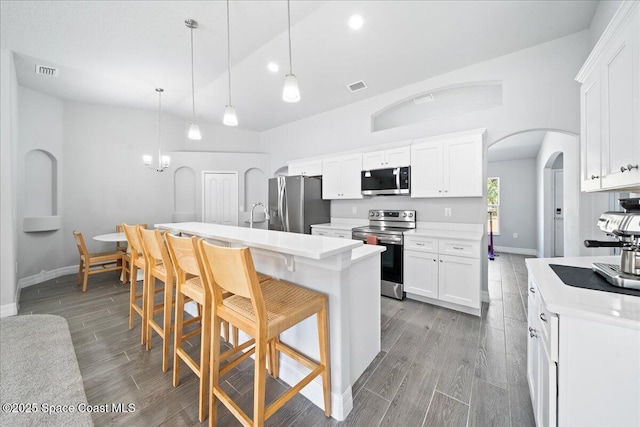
<box><xmin>527</xmin><ymin>276</ymin><xmax>640</xmax><ymax>426</ymax></box>
<box><xmin>311</xmin><ymin>226</ymin><xmax>353</xmax><ymax>239</ymax></box>
<box><xmin>404</xmin><ymin>234</ymin><xmax>481</xmax><ymax>314</ymax></box>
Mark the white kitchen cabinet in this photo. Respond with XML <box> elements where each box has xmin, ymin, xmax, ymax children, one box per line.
<box><xmin>288</xmin><ymin>159</ymin><xmax>322</xmax><ymax>177</ymax></box>
<box><xmin>362</xmin><ymin>146</ymin><xmax>411</xmax><ymax>170</ymax></box>
<box><xmin>311</xmin><ymin>225</ymin><xmax>354</xmax><ymax>239</ymax></box>
<box><xmin>404</xmin><ymin>233</ymin><xmax>481</xmax><ymax>314</ymax></box>
<box><xmin>411</xmin><ymin>129</ymin><xmax>485</xmax><ymax>198</ymax></box>
<box><xmin>322</xmin><ymin>154</ymin><xmax>363</xmax><ymax>200</ymax></box>
<box><xmin>576</xmin><ymin>2</ymin><xmax>640</xmax><ymax>192</ymax></box>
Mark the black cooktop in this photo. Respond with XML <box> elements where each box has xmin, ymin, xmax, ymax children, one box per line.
<box><xmin>549</xmin><ymin>264</ymin><xmax>640</xmax><ymax>297</ymax></box>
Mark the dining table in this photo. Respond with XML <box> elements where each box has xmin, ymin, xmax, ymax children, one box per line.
<box><xmin>93</xmin><ymin>232</ymin><xmax>144</xmax><ymax>281</ymax></box>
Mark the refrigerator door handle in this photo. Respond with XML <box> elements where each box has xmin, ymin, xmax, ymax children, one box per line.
<box><xmin>278</xmin><ymin>176</ymin><xmax>289</xmax><ymax>232</ymax></box>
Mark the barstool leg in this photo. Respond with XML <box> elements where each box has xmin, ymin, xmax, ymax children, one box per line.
<box><xmin>146</xmin><ymin>274</ymin><xmax>155</xmax><ymax>350</ymax></box>
<box><xmin>253</xmin><ymin>336</ymin><xmax>268</xmax><ymax>426</ymax></box>
<box><xmin>162</xmin><ymin>277</ymin><xmax>173</xmax><ymax>372</ymax></box>
<box><xmin>173</xmin><ymin>289</ymin><xmax>185</xmax><ymax>387</ymax></box>
<box><xmin>209</xmin><ymin>314</ymin><xmax>222</xmax><ymax>427</ymax></box>
<box><xmin>318</xmin><ymin>299</ymin><xmax>331</xmax><ymax>417</ymax></box>
<box><xmin>198</xmin><ymin>298</ymin><xmax>211</xmax><ymax>422</ymax></box>
<box><xmin>129</xmin><ymin>264</ymin><xmax>137</xmax><ymax>330</ymax></box>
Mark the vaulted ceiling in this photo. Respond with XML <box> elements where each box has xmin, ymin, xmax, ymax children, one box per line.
<box><xmin>1</xmin><ymin>1</ymin><xmax>599</xmax><ymax>132</ymax></box>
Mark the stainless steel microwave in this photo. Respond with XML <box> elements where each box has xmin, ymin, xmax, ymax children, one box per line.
<box><xmin>361</xmin><ymin>166</ymin><xmax>410</xmax><ymax>196</ymax></box>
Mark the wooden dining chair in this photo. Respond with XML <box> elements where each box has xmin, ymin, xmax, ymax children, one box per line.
<box><xmin>72</xmin><ymin>231</ymin><xmax>123</xmax><ymax>293</ymax></box>
<box><xmin>139</xmin><ymin>228</ymin><xmax>175</xmax><ymax>373</ymax></box>
<box><xmin>197</xmin><ymin>240</ymin><xmax>331</xmax><ymax>427</ymax></box>
<box><xmin>122</xmin><ymin>223</ymin><xmax>148</xmax><ymax>344</ymax></box>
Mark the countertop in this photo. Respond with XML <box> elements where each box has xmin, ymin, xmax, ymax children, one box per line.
<box><xmin>526</xmin><ymin>256</ymin><xmax>640</xmax><ymax>330</ymax></box>
<box><xmin>351</xmin><ymin>244</ymin><xmax>386</xmax><ymax>264</ymax></box>
<box><xmin>311</xmin><ymin>221</ymin><xmax>367</xmax><ymax>230</ymax></box>
<box><xmin>155</xmin><ymin>222</ymin><xmax>362</xmax><ymax>260</ymax></box>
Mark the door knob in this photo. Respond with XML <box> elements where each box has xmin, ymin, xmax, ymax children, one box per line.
<box><xmin>591</xmin><ymin>175</ymin><xmax>599</xmax><ymax>180</ymax></box>
<box><xmin>621</xmin><ymin>164</ymin><xmax>639</xmax><ymax>173</ymax></box>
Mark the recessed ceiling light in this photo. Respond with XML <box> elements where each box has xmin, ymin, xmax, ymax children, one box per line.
<box><xmin>267</xmin><ymin>62</ymin><xmax>279</xmax><ymax>72</ymax></box>
<box><xmin>348</xmin><ymin>14</ymin><xmax>364</xmax><ymax>30</ymax></box>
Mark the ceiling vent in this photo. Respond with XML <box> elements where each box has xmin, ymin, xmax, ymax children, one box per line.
<box><xmin>35</xmin><ymin>65</ymin><xmax>59</xmax><ymax>77</ymax></box>
<box><xmin>347</xmin><ymin>80</ymin><xmax>367</xmax><ymax>93</ymax></box>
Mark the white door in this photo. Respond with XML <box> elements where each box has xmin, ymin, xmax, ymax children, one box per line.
<box><xmin>553</xmin><ymin>170</ymin><xmax>564</xmax><ymax>257</ymax></box>
<box><xmin>202</xmin><ymin>172</ymin><xmax>238</xmax><ymax>226</ymax></box>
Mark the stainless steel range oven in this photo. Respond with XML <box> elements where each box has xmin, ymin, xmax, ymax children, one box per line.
<box><xmin>352</xmin><ymin>209</ymin><xmax>416</xmax><ymax>299</ymax></box>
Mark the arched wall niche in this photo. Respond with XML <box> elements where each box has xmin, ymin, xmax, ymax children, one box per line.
<box><xmin>244</xmin><ymin>167</ymin><xmax>267</xmax><ymax>210</ymax></box>
<box><xmin>372</xmin><ymin>81</ymin><xmax>503</xmax><ymax>132</ymax></box>
<box><xmin>23</xmin><ymin>149</ymin><xmax>61</xmax><ymax>232</ymax></box>
<box><xmin>173</xmin><ymin>166</ymin><xmax>197</xmax><ymax>222</ymax></box>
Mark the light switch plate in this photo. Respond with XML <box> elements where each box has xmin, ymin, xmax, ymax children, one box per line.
<box><xmin>445</xmin><ymin>208</ymin><xmax>452</xmax><ymax>217</ymax></box>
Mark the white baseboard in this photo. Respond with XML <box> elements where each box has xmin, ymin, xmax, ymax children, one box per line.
<box><xmin>494</xmin><ymin>246</ymin><xmax>537</xmax><ymax>256</ymax></box>
<box><xmin>481</xmin><ymin>290</ymin><xmax>490</xmax><ymax>303</ymax></box>
<box><xmin>0</xmin><ymin>303</ymin><xmax>18</xmax><ymax>318</ymax></box>
<box><xmin>405</xmin><ymin>293</ymin><xmax>481</xmax><ymax>317</ymax></box>
<box><xmin>18</xmin><ymin>265</ymin><xmax>78</xmax><ymax>289</ymax></box>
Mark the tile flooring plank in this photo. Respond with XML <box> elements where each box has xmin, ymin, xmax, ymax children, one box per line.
<box><xmin>340</xmin><ymin>388</ymin><xmax>390</xmax><ymax>427</ymax></box>
<box><xmin>468</xmin><ymin>378</ymin><xmax>510</xmax><ymax>427</ymax></box>
<box><xmin>475</xmin><ymin>323</ymin><xmax>508</xmax><ymax>389</ymax></box>
<box><xmin>378</xmin><ymin>362</ymin><xmax>439</xmax><ymax>427</ymax></box>
<box><xmin>502</xmin><ymin>292</ymin><xmax>526</xmax><ymax>322</ymax></box>
<box><xmin>423</xmin><ymin>391</ymin><xmax>469</xmax><ymax>427</ymax></box>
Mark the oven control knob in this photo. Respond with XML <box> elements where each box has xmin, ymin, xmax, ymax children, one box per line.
<box><xmin>409</xmin><ymin>213</ymin><xmax>414</xmax><ymax>218</ymax></box>
<box><xmin>403</xmin><ymin>212</ymin><xmax>407</xmax><ymax>217</ymax></box>
<box><xmin>370</xmin><ymin>212</ymin><xmax>374</xmax><ymax>217</ymax></box>
<box><xmin>375</xmin><ymin>212</ymin><xmax>380</xmax><ymax>217</ymax></box>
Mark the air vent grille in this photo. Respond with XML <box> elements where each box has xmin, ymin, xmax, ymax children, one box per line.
<box><xmin>35</xmin><ymin>65</ymin><xmax>59</xmax><ymax>77</ymax></box>
<box><xmin>347</xmin><ymin>80</ymin><xmax>367</xmax><ymax>93</ymax></box>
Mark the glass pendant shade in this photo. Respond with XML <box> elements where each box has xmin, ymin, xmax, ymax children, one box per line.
<box><xmin>188</xmin><ymin>123</ymin><xmax>201</xmax><ymax>140</ymax></box>
<box><xmin>161</xmin><ymin>155</ymin><xmax>171</xmax><ymax>168</ymax></box>
<box><xmin>142</xmin><ymin>155</ymin><xmax>153</xmax><ymax>166</ymax></box>
<box><xmin>223</xmin><ymin>105</ymin><xmax>238</xmax><ymax>126</ymax></box>
<box><xmin>283</xmin><ymin>73</ymin><xmax>301</xmax><ymax>103</ymax></box>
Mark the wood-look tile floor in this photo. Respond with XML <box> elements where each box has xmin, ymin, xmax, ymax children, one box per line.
<box><xmin>17</xmin><ymin>253</ymin><xmax>534</xmax><ymax>426</ymax></box>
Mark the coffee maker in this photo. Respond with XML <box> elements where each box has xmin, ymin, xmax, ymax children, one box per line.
<box><xmin>584</xmin><ymin>198</ymin><xmax>640</xmax><ymax>290</ymax></box>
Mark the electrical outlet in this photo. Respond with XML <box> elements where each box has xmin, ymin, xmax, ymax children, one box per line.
<box><xmin>513</xmin><ymin>233</ymin><xmax>518</xmax><ymax>239</ymax></box>
<box><xmin>352</xmin><ymin>207</ymin><xmax>357</xmax><ymax>214</ymax></box>
<box><xmin>445</xmin><ymin>208</ymin><xmax>452</xmax><ymax>217</ymax></box>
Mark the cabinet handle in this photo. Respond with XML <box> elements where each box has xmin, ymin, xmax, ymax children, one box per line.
<box><xmin>621</xmin><ymin>164</ymin><xmax>639</xmax><ymax>173</ymax></box>
<box><xmin>539</xmin><ymin>313</ymin><xmax>548</xmax><ymax>323</ymax></box>
<box><xmin>452</xmin><ymin>246</ymin><xmax>464</xmax><ymax>250</ymax></box>
<box><xmin>438</xmin><ymin>190</ymin><xmax>442</xmax><ymax>193</ymax></box>
<box><xmin>590</xmin><ymin>175</ymin><xmax>599</xmax><ymax>180</ymax></box>
<box><xmin>415</xmin><ymin>242</ymin><xmax>425</xmax><ymax>246</ymax></box>
<box><xmin>433</xmin><ymin>259</ymin><xmax>437</xmax><ymax>262</ymax></box>
<box><xmin>439</xmin><ymin>260</ymin><xmax>443</xmax><ymax>263</ymax></box>
<box><xmin>529</xmin><ymin>327</ymin><xmax>538</xmax><ymax>338</ymax></box>
<box><xmin>444</xmin><ymin>190</ymin><xmax>448</xmax><ymax>193</ymax></box>
<box><xmin>529</xmin><ymin>287</ymin><xmax>535</xmax><ymax>294</ymax></box>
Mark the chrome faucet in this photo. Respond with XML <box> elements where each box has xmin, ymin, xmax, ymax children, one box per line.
<box><xmin>249</xmin><ymin>202</ymin><xmax>270</xmax><ymax>229</ymax></box>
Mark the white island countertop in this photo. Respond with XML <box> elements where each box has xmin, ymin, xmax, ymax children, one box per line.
<box><xmin>155</xmin><ymin>222</ymin><xmax>362</xmax><ymax>260</ymax></box>
<box><xmin>526</xmin><ymin>256</ymin><xmax>640</xmax><ymax>330</ymax></box>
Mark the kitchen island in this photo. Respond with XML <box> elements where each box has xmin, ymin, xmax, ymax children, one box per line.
<box><xmin>526</xmin><ymin>256</ymin><xmax>640</xmax><ymax>427</ymax></box>
<box><xmin>155</xmin><ymin>222</ymin><xmax>385</xmax><ymax>420</ymax></box>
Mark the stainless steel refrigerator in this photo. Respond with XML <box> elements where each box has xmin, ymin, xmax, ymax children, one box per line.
<box><xmin>268</xmin><ymin>175</ymin><xmax>330</xmax><ymax>234</ymax></box>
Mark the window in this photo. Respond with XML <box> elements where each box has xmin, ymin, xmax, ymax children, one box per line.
<box><xmin>488</xmin><ymin>177</ymin><xmax>500</xmax><ymax>235</ymax></box>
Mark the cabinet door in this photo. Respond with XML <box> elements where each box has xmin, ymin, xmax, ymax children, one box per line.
<box><xmin>411</xmin><ymin>141</ymin><xmax>443</xmax><ymax>198</ymax></box>
<box><xmin>385</xmin><ymin>147</ymin><xmax>411</xmax><ymax>168</ymax></box>
<box><xmin>321</xmin><ymin>158</ymin><xmax>342</xmax><ymax>199</ymax></box>
<box><xmin>443</xmin><ymin>137</ymin><xmax>483</xmax><ymax>197</ymax></box>
<box><xmin>339</xmin><ymin>154</ymin><xmax>364</xmax><ymax>199</ymax></box>
<box><xmin>362</xmin><ymin>151</ymin><xmax>386</xmax><ymax>170</ymax></box>
<box><xmin>404</xmin><ymin>250</ymin><xmax>438</xmax><ymax>298</ymax></box>
<box><xmin>438</xmin><ymin>254</ymin><xmax>480</xmax><ymax>309</ymax></box>
<box><xmin>580</xmin><ymin>72</ymin><xmax>603</xmax><ymax>191</ymax></box>
<box><xmin>288</xmin><ymin>162</ymin><xmax>305</xmax><ymax>176</ymax></box>
<box><xmin>538</xmin><ymin>334</ymin><xmax>557</xmax><ymax>427</ymax></box>
<box><xmin>527</xmin><ymin>287</ymin><xmax>540</xmax><ymax>423</ymax></box>
<box><xmin>311</xmin><ymin>228</ymin><xmax>331</xmax><ymax>237</ymax></box>
<box><xmin>333</xmin><ymin>230</ymin><xmax>353</xmax><ymax>239</ymax></box>
<box><xmin>601</xmin><ymin>17</ymin><xmax>639</xmax><ymax>190</ymax></box>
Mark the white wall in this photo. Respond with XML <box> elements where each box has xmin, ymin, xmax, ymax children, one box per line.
<box><xmin>588</xmin><ymin>0</ymin><xmax>625</xmax><ymax>48</ymax></box>
<box><xmin>17</xmin><ymin>87</ymin><xmax>66</xmax><ymax>281</ymax></box>
<box><xmin>13</xmin><ymin>95</ymin><xmax>265</xmax><ymax>286</ymax></box>
<box><xmin>487</xmin><ymin>158</ymin><xmax>537</xmax><ymax>253</ymax></box>
<box><xmin>0</xmin><ymin>49</ymin><xmax>19</xmax><ymax>316</ymax></box>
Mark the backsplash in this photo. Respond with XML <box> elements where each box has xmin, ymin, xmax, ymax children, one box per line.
<box><xmin>331</xmin><ymin>196</ymin><xmax>486</xmax><ymax>225</ymax></box>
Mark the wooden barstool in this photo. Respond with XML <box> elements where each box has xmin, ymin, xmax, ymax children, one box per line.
<box><xmin>139</xmin><ymin>228</ymin><xmax>175</xmax><ymax>373</ymax></box>
<box><xmin>197</xmin><ymin>240</ymin><xmax>331</xmax><ymax>427</ymax></box>
<box><xmin>122</xmin><ymin>223</ymin><xmax>148</xmax><ymax>344</ymax></box>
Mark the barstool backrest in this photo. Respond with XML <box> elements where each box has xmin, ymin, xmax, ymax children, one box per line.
<box><xmin>139</xmin><ymin>229</ymin><xmax>172</xmax><ymax>272</ymax></box>
<box><xmin>122</xmin><ymin>223</ymin><xmax>144</xmax><ymax>260</ymax></box>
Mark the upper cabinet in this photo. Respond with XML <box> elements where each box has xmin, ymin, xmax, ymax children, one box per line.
<box><xmin>411</xmin><ymin>129</ymin><xmax>485</xmax><ymax>198</ymax></box>
<box><xmin>362</xmin><ymin>145</ymin><xmax>411</xmax><ymax>170</ymax></box>
<box><xmin>288</xmin><ymin>159</ymin><xmax>322</xmax><ymax>177</ymax></box>
<box><xmin>576</xmin><ymin>2</ymin><xmax>640</xmax><ymax>192</ymax></box>
<box><xmin>322</xmin><ymin>153</ymin><xmax>363</xmax><ymax>200</ymax></box>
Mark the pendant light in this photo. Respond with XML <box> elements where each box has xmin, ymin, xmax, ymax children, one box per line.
<box><xmin>282</xmin><ymin>0</ymin><xmax>300</xmax><ymax>103</ymax></box>
<box><xmin>186</xmin><ymin>19</ymin><xmax>202</xmax><ymax>140</ymax></box>
<box><xmin>223</xmin><ymin>0</ymin><xmax>238</xmax><ymax>126</ymax></box>
<box><xmin>143</xmin><ymin>88</ymin><xmax>170</xmax><ymax>172</ymax></box>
